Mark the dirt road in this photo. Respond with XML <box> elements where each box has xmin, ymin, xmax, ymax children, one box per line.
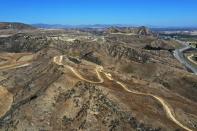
<box><xmin>53</xmin><ymin>55</ymin><xmax>193</xmax><ymax>131</ymax></box>
<box><xmin>188</xmin><ymin>54</ymin><xmax>197</xmax><ymax>65</ymax></box>
<box><xmin>0</xmin><ymin>62</ymin><xmax>30</xmax><ymax>71</ymax></box>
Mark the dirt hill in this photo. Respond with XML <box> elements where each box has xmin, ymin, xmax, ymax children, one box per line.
<box><xmin>0</xmin><ymin>22</ymin><xmax>36</xmax><ymax>30</ymax></box>
<box><xmin>0</xmin><ymin>27</ymin><xmax>196</xmax><ymax>131</ymax></box>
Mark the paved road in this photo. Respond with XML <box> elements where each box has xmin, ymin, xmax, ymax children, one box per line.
<box><xmin>53</xmin><ymin>55</ymin><xmax>193</xmax><ymax>131</ymax></box>
<box><xmin>173</xmin><ymin>41</ymin><xmax>197</xmax><ymax>75</ymax></box>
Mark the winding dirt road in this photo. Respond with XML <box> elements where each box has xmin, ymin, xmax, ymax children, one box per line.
<box><xmin>54</xmin><ymin>55</ymin><xmax>104</xmax><ymax>83</ymax></box>
<box><xmin>1</xmin><ymin>54</ymin><xmax>193</xmax><ymax>130</ymax></box>
<box><xmin>53</xmin><ymin>55</ymin><xmax>193</xmax><ymax>131</ymax></box>
<box><xmin>65</xmin><ymin>65</ymin><xmax>104</xmax><ymax>83</ymax></box>
<box><xmin>188</xmin><ymin>54</ymin><xmax>197</xmax><ymax>65</ymax></box>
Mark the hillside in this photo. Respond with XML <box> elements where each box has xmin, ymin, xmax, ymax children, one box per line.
<box><xmin>106</xmin><ymin>26</ymin><xmax>153</xmax><ymax>35</ymax></box>
<box><xmin>0</xmin><ymin>26</ymin><xmax>196</xmax><ymax>131</ymax></box>
<box><xmin>0</xmin><ymin>22</ymin><xmax>36</xmax><ymax>30</ymax></box>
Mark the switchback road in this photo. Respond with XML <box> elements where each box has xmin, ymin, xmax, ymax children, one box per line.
<box><xmin>53</xmin><ymin>55</ymin><xmax>193</xmax><ymax>131</ymax></box>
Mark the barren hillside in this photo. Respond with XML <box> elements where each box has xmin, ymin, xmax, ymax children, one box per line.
<box><xmin>0</xmin><ymin>25</ymin><xmax>196</xmax><ymax>131</ymax></box>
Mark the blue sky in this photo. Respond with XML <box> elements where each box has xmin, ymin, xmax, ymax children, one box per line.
<box><xmin>0</xmin><ymin>0</ymin><xmax>197</xmax><ymax>27</ymax></box>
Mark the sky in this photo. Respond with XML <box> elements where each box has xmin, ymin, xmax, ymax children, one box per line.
<box><xmin>0</xmin><ymin>0</ymin><xmax>197</xmax><ymax>27</ymax></box>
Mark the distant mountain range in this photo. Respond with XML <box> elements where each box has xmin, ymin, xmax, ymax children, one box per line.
<box><xmin>1</xmin><ymin>22</ymin><xmax>197</xmax><ymax>32</ymax></box>
<box><xmin>32</xmin><ymin>24</ymin><xmax>139</xmax><ymax>29</ymax></box>
<box><xmin>32</xmin><ymin>23</ymin><xmax>197</xmax><ymax>31</ymax></box>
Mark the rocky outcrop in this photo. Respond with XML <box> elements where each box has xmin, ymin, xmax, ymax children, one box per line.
<box><xmin>137</xmin><ymin>26</ymin><xmax>152</xmax><ymax>35</ymax></box>
<box><xmin>105</xmin><ymin>43</ymin><xmax>149</xmax><ymax>63</ymax></box>
<box><xmin>106</xmin><ymin>26</ymin><xmax>153</xmax><ymax>36</ymax></box>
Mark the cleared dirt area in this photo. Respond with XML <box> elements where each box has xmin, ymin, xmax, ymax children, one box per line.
<box><xmin>16</xmin><ymin>54</ymin><xmax>34</xmax><ymax>62</ymax></box>
<box><xmin>0</xmin><ymin>86</ymin><xmax>13</xmax><ymax>117</ymax></box>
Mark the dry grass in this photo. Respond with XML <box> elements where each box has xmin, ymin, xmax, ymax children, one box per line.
<box><xmin>0</xmin><ymin>86</ymin><xmax>13</xmax><ymax>117</ymax></box>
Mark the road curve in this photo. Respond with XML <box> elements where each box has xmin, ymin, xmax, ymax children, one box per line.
<box><xmin>114</xmin><ymin>81</ymin><xmax>192</xmax><ymax>131</ymax></box>
<box><xmin>53</xmin><ymin>55</ymin><xmax>193</xmax><ymax>131</ymax></box>
<box><xmin>53</xmin><ymin>56</ymin><xmax>104</xmax><ymax>84</ymax></box>
<box><xmin>173</xmin><ymin>41</ymin><xmax>197</xmax><ymax>75</ymax></box>
<box><xmin>187</xmin><ymin>54</ymin><xmax>197</xmax><ymax>65</ymax></box>
<box><xmin>65</xmin><ymin>65</ymin><xmax>104</xmax><ymax>84</ymax></box>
